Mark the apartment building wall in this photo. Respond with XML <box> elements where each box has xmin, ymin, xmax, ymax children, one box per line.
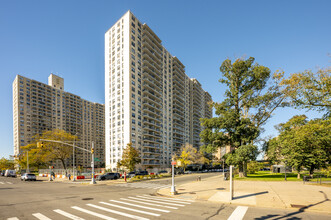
<box><xmin>13</xmin><ymin>74</ymin><xmax>105</xmax><ymax>168</ymax></box>
<box><xmin>105</xmin><ymin>11</ymin><xmax>212</xmax><ymax>170</ymax></box>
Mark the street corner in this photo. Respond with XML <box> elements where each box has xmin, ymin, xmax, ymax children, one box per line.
<box><xmin>208</xmin><ymin>191</ymin><xmax>257</xmax><ymax>206</ymax></box>
<box><xmin>157</xmin><ymin>186</ymin><xmax>198</xmax><ymax>201</ymax></box>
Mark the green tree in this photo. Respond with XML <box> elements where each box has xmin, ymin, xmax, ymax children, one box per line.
<box><xmin>266</xmin><ymin>115</ymin><xmax>331</xmax><ymax>178</ymax></box>
<box><xmin>247</xmin><ymin>161</ymin><xmax>264</xmax><ymax>174</ymax></box>
<box><xmin>119</xmin><ymin>143</ymin><xmax>141</xmax><ymax>172</ymax></box>
<box><xmin>201</xmin><ymin>57</ymin><xmax>286</xmax><ymax>177</ymax></box>
<box><xmin>281</xmin><ymin>66</ymin><xmax>331</xmax><ymax>117</ymax></box>
<box><xmin>0</xmin><ymin>157</ymin><xmax>15</xmax><ymax>170</ymax></box>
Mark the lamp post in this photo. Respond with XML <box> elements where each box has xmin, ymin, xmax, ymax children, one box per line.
<box><xmin>90</xmin><ymin>141</ymin><xmax>96</xmax><ymax>184</ymax></box>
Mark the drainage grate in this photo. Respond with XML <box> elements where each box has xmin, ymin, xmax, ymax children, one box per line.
<box><xmin>290</xmin><ymin>204</ymin><xmax>306</xmax><ymax>208</ymax></box>
<box><xmin>189</xmin><ymin>192</ymin><xmax>196</xmax><ymax>194</ymax></box>
<box><xmin>82</xmin><ymin>198</ymin><xmax>94</xmax><ymax>200</ymax></box>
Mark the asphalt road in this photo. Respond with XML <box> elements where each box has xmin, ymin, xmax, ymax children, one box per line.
<box><xmin>1</xmin><ymin>174</ymin><xmax>330</xmax><ymax>220</ymax></box>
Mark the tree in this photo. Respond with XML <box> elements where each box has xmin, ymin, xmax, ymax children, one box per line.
<box><xmin>281</xmin><ymin>66</ymin><xmax>331</xmax><ymax>117</ymax></box>
<box><xmin>177</xmin><ymin>144</ymin><xmax>199</xmax><ymax>172</ymax></box>
<box><xmin>119</xmin><ymin>143</ymin><xmax>141</xmax><ymax>172</ymax></box>
<box><xmin>0</xmin><ymin>157</ymin><xmax>15</xmax><ymax>170</ymax></box>
<box><xmin>19</xmin><ymin>129</ymin><xmax>77</xmax><ymax>170</ymax></box>
<box><xmin>266</xmin><ymin>115</ymin><xmax>331</xmax><ymax>178</ymax></box>
<box><xmin>17</xmin><ymin>143</ymin><xmax>49</xmax><ymax>170</ymax></box>
<box><xmin>201</xmin><ymin>57</ymin><xmax>286</xmax><ymax>177</ymax></box>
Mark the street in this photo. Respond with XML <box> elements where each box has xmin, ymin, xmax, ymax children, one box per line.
<box><xmin>1</xmin><ymin>174</ymin><xmax>330</xmax><ymax>220</ymax></box>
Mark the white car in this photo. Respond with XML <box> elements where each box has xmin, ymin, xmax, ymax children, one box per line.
<box><xmin>21</xmin><ymin>173</ymin><xmax>36</xmax><ymax>181</ymax></box>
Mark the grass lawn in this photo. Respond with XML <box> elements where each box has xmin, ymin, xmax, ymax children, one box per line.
<box><xmin>234</xmin><ymin>171</ymin><xmax>331</xmax><ymax>182</ymax></box>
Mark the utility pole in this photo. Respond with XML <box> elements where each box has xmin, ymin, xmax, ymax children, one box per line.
<box><xmin>90</xmin><ymin>141</ymin><xmax>96</xmax><ymax>184</ymax></box>
<box><xmin>170</xmin><ymin>160</ymin><xmax>177</xmax><ymax>195</ymax></box>
<box><xmin>73</xmin><ymin>142</ymin><xmax>75</xmax><ymax>181</ymax></box>
<box><xmin>229</xmin><ymin>165</ymin><xmax>234</xmax><ymax>200</ymax></box>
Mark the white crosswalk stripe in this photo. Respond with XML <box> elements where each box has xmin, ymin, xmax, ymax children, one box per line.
<box><xmin>110</xmin><ymin>200</ymin><xmax>170</xmax><ymax>213</ymax></box>
<box><xmin>227</xmin><ymin>206</ymin><xmax>248</xmax><ymax>220</ymax></box>
<box><xmin>135</xmin><ymin>196</ymin><xmax>185</xmax><ymax>206</ymax></box>
<box><xmin>100</xmin><ymin>201</ymin><xmax>161</xmax><ymax>216</ymax></box>
<box><xmin>53</xmin><ymin>209</ymin><xmax>85</xmax><ymax>220</ymax></box>
<box><xmin>138</xmin><ymin>195</ymin><xmax>192</xmax><ymax>204</ymax></box>
<box><xmin>87</xmin><ymin>203</ymin><xmax>149</xmax><ymax>220</ymax></box>
<box><xmin>115</xmin><ymin>183</ymin><xmax>171</xmax><ymax>189</ymax></box>
<box><xmin>142</xmin><ymin>194</ymin><xmax>194</xmax><ymax>202</ymax></box>
<box><xmin>122</xmin><ymin>197</ymin><xmax>178</xmax><ymax>209</ymax></box>
<box><xmin>0</xmin><ymin>181</ymin><xmax>13</xmax><ymax>185</ymax></box>
<box><xmin>32</xmin><ymin>213</ymin><xmax>52</xmax><ymax>220</ymax></box>
<box><xmin>71</xmin><ymin>206</ymin><xmax>116</xmax><ymax>220</ymax></box>
<box><xmin>7</xmin><ymin>195</ymin><xmax>195</xmax><ymax>220</ymax></box>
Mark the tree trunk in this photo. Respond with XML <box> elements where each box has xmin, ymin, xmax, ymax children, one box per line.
<box><xmin>297</xmin><ymin>172</ymin><xmax>300</xmax><ymax>179</ymax></box>
<box><xmin>239</xmin><ymin>162</ymin><xmax>245</xmax><ymax>178</ymax></box>
<box><xmin>60</xmin><ymin>159</ymin><xmax>66</xmax><ymax>170</ymax></box>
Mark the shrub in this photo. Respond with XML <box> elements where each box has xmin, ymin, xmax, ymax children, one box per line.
<box><xmin>247</xmin><ymin>161</ymin><xmax>264</xmax><ymax>174</ymax></box>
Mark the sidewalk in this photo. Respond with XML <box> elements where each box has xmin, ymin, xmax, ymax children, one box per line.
<box><xmin>157</xmin><ymin>175</ymin><xmax>331</xmax><ymax>215</ymax></box>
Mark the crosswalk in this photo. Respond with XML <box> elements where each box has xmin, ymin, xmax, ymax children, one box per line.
<box><xmin>114</xmin><ymin>182</ymin><xmax>171</xmax><ymax>189</ymax></box>
<box><xmin>7</xmin><ymin>195</ymin><xmax>195</xmax><ymax>220</ymax></box>
<box><xmin>0</xmin><ymin>181</ymin><xmax>13</xmax><ymax>185</ymax></box>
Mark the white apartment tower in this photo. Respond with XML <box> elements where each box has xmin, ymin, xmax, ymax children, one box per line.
<box><xmin>105</xmin><ymin>11</ymin><xmax>212</xmax><ymax>171</ymax></box>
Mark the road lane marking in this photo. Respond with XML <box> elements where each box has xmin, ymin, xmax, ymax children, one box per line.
<box><xmin>139</xmin><ymin>195</ymin><xmax>191</xmax><ymax>204</ymax></box>
<box><xmin>6</xmin><ymin>182</ymin><xmax>13</xmax><ymax>184</ymax></box>
<box><xmin>71</xmin><ymin>206</ymin><xmax>116</xmax><ymax>220</ymax></box>
<box><xmin>32</xmin><ymin>213</ymin><xmax>52</xmax><ymax>220</ymax></box>
<box><xmin>7</xmin><ymin>218</ymin><xmax>19</xmax><ymax>220</ymax></box>
<box><xmin>110</xmin><ymin>200</ymin><xmax>170</xmax><ymax>213</ymax></box>
<box><xmin>86</xmin><ymin>204</ymin><xmax>148</xmax><ymax>220</ymax></box>
<box><xmin>0</xmin><ymin>182</ymin><xmax>4</xmax><ymax>184</ymax></box>
<box><xmin>142</xmin><ymin>194</ymin><xmax>194</xmax><ymax>202</ymax></box>
<box><xmin>227</xmin><ymin>206</ymin><xmax>248</xmax><ymax>220</ymax></box>
<box><xmin>135</xmin><ymin>196</ymin><xmax>185</xmax><ymax>206</ymax></box>
<box><xmin>53</xmin><ymin>209</ymin><xmax>85</xmax><ymax>220</ymax></box>
<box><xmin>122</xmin><ymin>198</ymin><xmax>178</xmax><ymax>209</ymax></box>
<box><xmin>100</xmin><ymin>201</ymin><xmax>160</xmax><ymax>216</ymax></box>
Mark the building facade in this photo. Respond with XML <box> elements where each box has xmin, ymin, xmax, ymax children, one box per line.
<box><xmin>13</xmin><ymin>74</ymin><xmax>105</xmax><ymax>168</ymax></box>
<box><xmin>105</xmin><ymin>11</ymin><xmax>213</xmax><ymax>171</ymax></box>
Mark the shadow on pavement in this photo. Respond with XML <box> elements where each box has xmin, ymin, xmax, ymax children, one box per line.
<box><xmin>254</xmin><ymin>191</ymin><xmax>329</xmax><ymax>220</ymax></box>
<box><xmin>234</xmin><ymin>191</ymin><xmax>269</xmax><ymax>200</ymax></box>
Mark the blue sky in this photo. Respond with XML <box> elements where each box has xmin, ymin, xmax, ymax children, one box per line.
<box><xmin>0</xmin><ymin>0</ymin><xmax>330</xmax><ymax>158</ymax></box>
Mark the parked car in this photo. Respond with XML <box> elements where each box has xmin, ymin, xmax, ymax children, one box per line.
<box><xmin>157</xmin><ymin>170</ymin><xmax>168</xmax><ymax>175</ymax></box>
<box><xmin>97</xmin><ymin>173</ymin><xmax>118</xmax><ymax>181</ymax></box>
<box><xmin>127</xmin><ymin>171</ymin><xmax>136</xmax><ymax>178</ymax></box>
<box><xmin>0</xmin><ymin>170</ymin><xmax>5</xmax><ymax>176</ymax></box>
<box><xmin>21</xmin><ymin>173</ymin><xmax>36</xmax><ymax>181</ymax></box>
<box><xmin>135</xmin><ymin>171</ymin><xmax>148</xmax><ymax>176</ymax></box>
<box><xmin>5</xmin><ymin>170</ymin><xmax>16</xmax><ymax>177</ymax></box>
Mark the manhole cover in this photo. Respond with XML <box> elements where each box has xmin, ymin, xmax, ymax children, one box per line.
<box><xmin>290</xmin><ymin>204</ymin><xmax>306</xmax><ymax>208</ymax></box>
<box><xmin>82</xmin><ymin>198</ymin><xmax>94</xmax><ymax>200</ymax></box>
<box><xmin>189</xmin><ymin>192</ymin><xmax>196</xmax><ymax>194</ymax></box>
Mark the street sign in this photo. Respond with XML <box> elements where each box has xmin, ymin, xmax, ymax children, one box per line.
<box><xmin>177</xmin><ymin>160</ymin><xmax>181</xmax><ymax>166</ymax></box>
<box><xmin>94</xmin><ymin>157</ymin><xmax>100</xmax><ymax>162</ymax></box>
<box><xmin>171</xmin><ymin>161</ymin><xmax>176</xmax><ymax>165</ymax></box>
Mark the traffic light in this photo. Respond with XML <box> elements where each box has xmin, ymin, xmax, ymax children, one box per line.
<box><xmin>91</xmin><ymin>147</ymin><xmax>94</xmax><ymax>154</ymax></box>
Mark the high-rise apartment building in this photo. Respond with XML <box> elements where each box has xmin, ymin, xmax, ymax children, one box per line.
<box><xmin>13</xmin><ymin>74</ymin><xmax>105</xmax><ymax>168</ymax></box>
<box><xmin>105</xmin><ymin>11</ymin><xmax>212</xmax><ymax>171</ymax></box>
